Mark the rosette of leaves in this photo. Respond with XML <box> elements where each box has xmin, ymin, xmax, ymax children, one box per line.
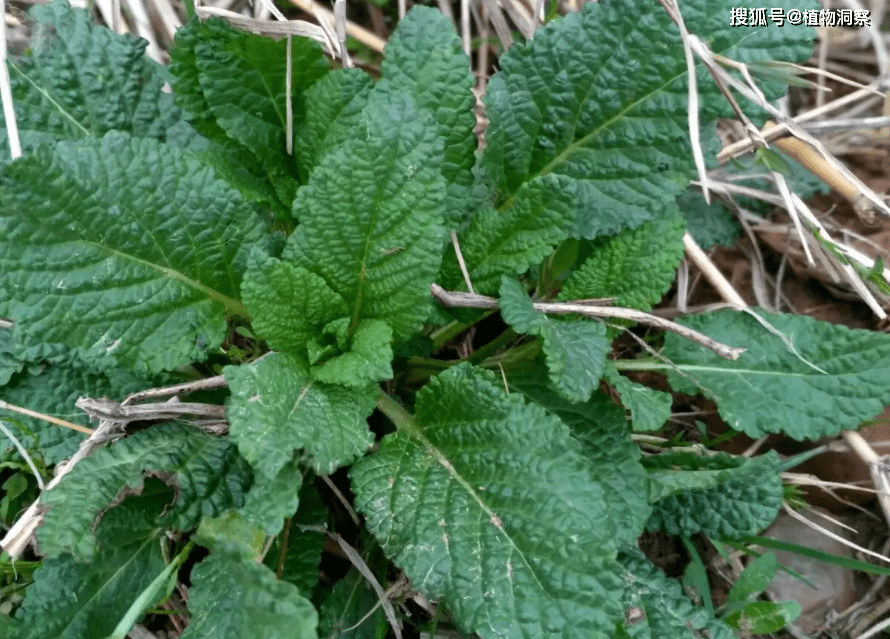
<box><xmin>13</xmin><ymin>2</ymin><xmax>890</xmax><ymax>639</ymax></box>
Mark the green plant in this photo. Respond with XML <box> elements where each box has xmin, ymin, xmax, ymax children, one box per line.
<box><xmin>683</xmin><ymin>549</ymin><xmax>801</xmax><ymax>635</ymax></box>
<box><xmin>1</xmin><ymin>0</ymin><xmax>887</xmax><ymax>637</ymax></box>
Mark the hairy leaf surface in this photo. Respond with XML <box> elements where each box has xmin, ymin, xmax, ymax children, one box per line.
<box><xmin>225</xmin><ymin>352</ymin><xmax>376</xmax><ymax>478</ymax></box>
<box><xmin>170</xmin><ymin>17</ymin><xmax>328</xmax><ymax>209</ymax></box>
<box><xmin>383</xmin><ymin>6</ymin><xmax>476</xmax><ymax>228</ymax></box>
<box><xmin>9</xmin><ymin>541</ymin><xmax>164</xmax><ymax>639</ymax></box>
<box><xmin>39</xmin><ymin>424</ymin><xmax>252</xmax><ymax>560</ymax></box>
<box><xmin>500</xmin><ymin>277</ymin><xmax>609</xmax><ymax>402</ymax></box>
<box><xmin>440</xmin><ymin>175</ymin><xmax>577</xmax><ymax>295</ymax></box>
<box><xmin>2</xmin><ymin>0</ymin><xmax>198</xmax><ymax>163</ymax></box>
<box><xmin>285</xmin><ymin>92</ymin><xmax>446</xmax><ymax>340</ymax></box>
<box><xmin>0</xmin><ymin>360</ymin><xmax>148</xmax><ymax>464</ymax></box>
<box><xmin>662</xmin><ymin>310</ymin><xmax>890</xmax><ymax>438</ymax></box>
<box><xmin>351</xmin><ymin>364</ymin><xmax>624</xmax><ymax>639</ymax></box>
<box><xmin>509</xmin><ymin>368</ymin><xmax>650</xmax><ymax>548</ymax></box>
<box><xmin>242</xmin><ymin>253</ymin><xmax>347</xmax><ymax>353</ymax></box>
<box><xmin>645</xmin><ymin>452</ymin><xmax>783</xmax><ymax>538</ymax></box>
<box><xmin>604</xmin><ymin>366</ymin><xmax>672</xmax><ymax>432</ymax></box>
<box><xmin>482</xmin><ymin>0</ymin><xmax>816</xmax><ymax>239</ymax></box>
<box><xmin>0</xmin><ymin>132</ymin><xmax>268</xmax><ymax>374</ymax></box>
<box><xmin>182</xmin><ymin>553</ymin><xmax>317</xmax><ymax>639</ymax></box>
<box><xmin>617</xmin><ymin>549</ymin><xmax>735</xmax><ymax>639</ymax></box>
<box><xmin>560</xmin><ymin>211</ymin><xmax>686</xmax><ymax>310</ymax></box>
<box><xmin>239</xmin><ymin>459</ymin><xmax>302</xmax><ymax>536</ymax></box>
<box><xmin>296</xmin><ymin>68</ymin><xmax>372</xmax><ymax>180</ymax></box>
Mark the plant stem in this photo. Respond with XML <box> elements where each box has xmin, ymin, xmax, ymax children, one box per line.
<box><xmin>400</xmin><ymin>327</ymin><xmax>520</xmax><ymax>385</ymax></box>
<box><xmin>183</xmin><ymin>0</ymin><xmax>196</xmax><ymax>19</ymax></box>
<box><xmin>467</xmin><ymin>327</ymin><xmax>518</xmax><ymax>364</ymax></box>
<box><xmin>481</xmin><ymin>339</ymin><xmax>540</xmax><ymax>370</ymax></box>
<box><xmin>612</xmin><ymin>358</ymin><xmax>668</xmax><ymax>372</ymax></box>
<box><xmin>224</xmin><ymin>298</ymin><xmax>253</xmax><ymax>322</ymax></box>
<box><xmin>376</xmin><ymin>391</ymin><xmax>421</xmax><ymax>439</ymax></box>
<box><xmin>429</xmin><ymin>320</ymin><xmax>468</xmax><ymax>350</ymax></box>
<box><xmin>276</xmin><ymin>517</ymin><xmax>292</xmax><ymax>580</ymax></box>
<box><xmin>400</xmin><ymin>357</ymin><xmax>455</xmax><ymax>385</ymax></box>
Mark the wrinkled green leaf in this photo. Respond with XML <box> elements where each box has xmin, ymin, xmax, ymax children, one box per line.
<box><xmin>182</xmin><ymin>553</ymin><xmax>318</xmax><ymax>639</ymax></box>
<box><xmin>440</xmin><ymin>175</ymin><xmax>576</xmax><ymax>295</ymax></box>
<box><xmin>9</xmin><ymin>543</ymin><xmax>163</xmax><ymax>639</ymax></box>
<box><xmin>312</xmin><ymin>319</ymin><xmax>394</xmax><ymax>387</ymax></box>
<box><xmin>617</xmin><ymin>549</ymin><xmax>735</xmax><ymax>639</ymax></box>
<box><xmin>509</xmin><ymin>367</ymin><xmax>650</xmax><ymax>548</ymax></box>
<box><xmin>239</xmin><ymin>458</ymin><xmax>302</xmax><ymax>536</ymax></box>
<box><xmin>560</xmin><ymin>210</ymin><xmax>685</xmax><ymax>311</ymax></box>
<box><xmin>39</xmin><ymin>424</ymin><xmax>252</xmax><ymax>560</ymax></box>
<box><xmin>2</xmin><ymin>0</ymin><xmax>199</xmax><ymax>163</ymax></box>
<box><xmin>11</xmin><ymin>493</ymin><xmax>168</xmax><ymax>639</ymax></box>
<box><xmin>723</xmin><ymin>600</ymin><xmax>801</xmax><ymax>634</ymax></box>
<box><xmin>351</xmin><ymin>364</ymin><xmax>625</xmax><ymax>639</ymax></box>
<box><xmin>604</xmin><ymin>365</ymin><xmax>672</xmax><ymax>432</ymax></box>
<box><xmin>0</xmin><ymin>132</ymin><xmax>269</xmax><ymax>374</ymax></box>
<box><xmin>225</xmin><ymin>352</ymin><xmax>376</xmax><ymax>478</ymax></box>
<box><xmin>482</xmin><ymin>0</ymin><xmax>816</xmax><ymax>239</ymax></box>
<box><xmin>500</xmin><ymin>277</ymin><xmax>609</xmax><ymax>402</ymax></box>
<box><xmin>242</xmin><ymin>252</ymin><xmax>348</xmax><ymax>353</ymax></box>
<box><xmin>383</xmin><ymin>6</ymin><xmax>476</xmax><ymax>228</ymax></box>
<box><xmin>662</xmin><ymin>309</ymin><xmax>890</xmax><ymax>438</ymax></box>
<box><xmin>169</xmin><ymin>17</ymin><xmax>328</xmax><ymax>207</ymax></box>
<box><xmin>645</xmin><ymin>452</ymin><xmax>783</xmax><ymax>538</ymax></box>
<box><xmin>189</xmin><ymin>143</ymin><xmax>288</xmax><ymax>215</ymax></box>
<box><xmin>296</xmin><ymin>68</ymin><xmax>372</xmax><ymax>180</ymax></box>
<box><xmin>285</xmin><ymin>91</ymin><xmax>446</xmax><ymax>340</ymax></box>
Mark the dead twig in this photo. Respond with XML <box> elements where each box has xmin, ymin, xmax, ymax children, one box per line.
<box><xmin>123</xmin><ymin>375</ymin><xmax>228</xmax><ymax>404</ymax></box>
<box><xmin>1</xmin><ymin>418</ymin><xmax>125</xmax><ymax>558</ymax></box>
<box><xmin>717</xmin><ymin>83</ymin><xmax>886</xmax><ymax>163</ymax></box>
<box><xmin>318</xmin><ymin>528</ymin><xmax>404</xmax><ymax>639</ymax></box>
<box><xmin>76</xmin><ymin>397</ymin><xmax>229</xmax><ymax>434</ymax></box>
<box><xmin>682</xmin><ymin>232</ymin><xmax>748</xmax><ymax>309</ymax></box>
<box><xmin>430</xmin><ymin>283</ymin><xmax>745</xmax><ymax>360</ymax></box>
<box><xmin>0</xmin><ymin>399</ymin><xmax>94</xmax><ymax>435</ymax></box>
<box><xmin>285</xmin><ymin>0</ymin><xmax>385</xmax><ymax>53</ymax></box>
<box><xmin>841</xmin><ymin>430</ymin><xmax>890</xmax><ymax>529</ymax></box>
<box><xmin>194</xmin><ymin>7</ymin><xmax>338</xmax><ymax>56</ymax></box>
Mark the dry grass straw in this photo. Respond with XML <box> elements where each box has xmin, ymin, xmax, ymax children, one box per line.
<box><xmin>0</xmin><ymin>0</ymin><xmax>19</xmax><ymax>157</ymax></box>
<box><xmin>1</xmin><ymin>418</ymin><xmax>124</xmax><ymax>558</ymax></box>
<box><xmin>286</xmin><ymin>0</ymin><xmax>384</xmax><ymax>53</ymax></box>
